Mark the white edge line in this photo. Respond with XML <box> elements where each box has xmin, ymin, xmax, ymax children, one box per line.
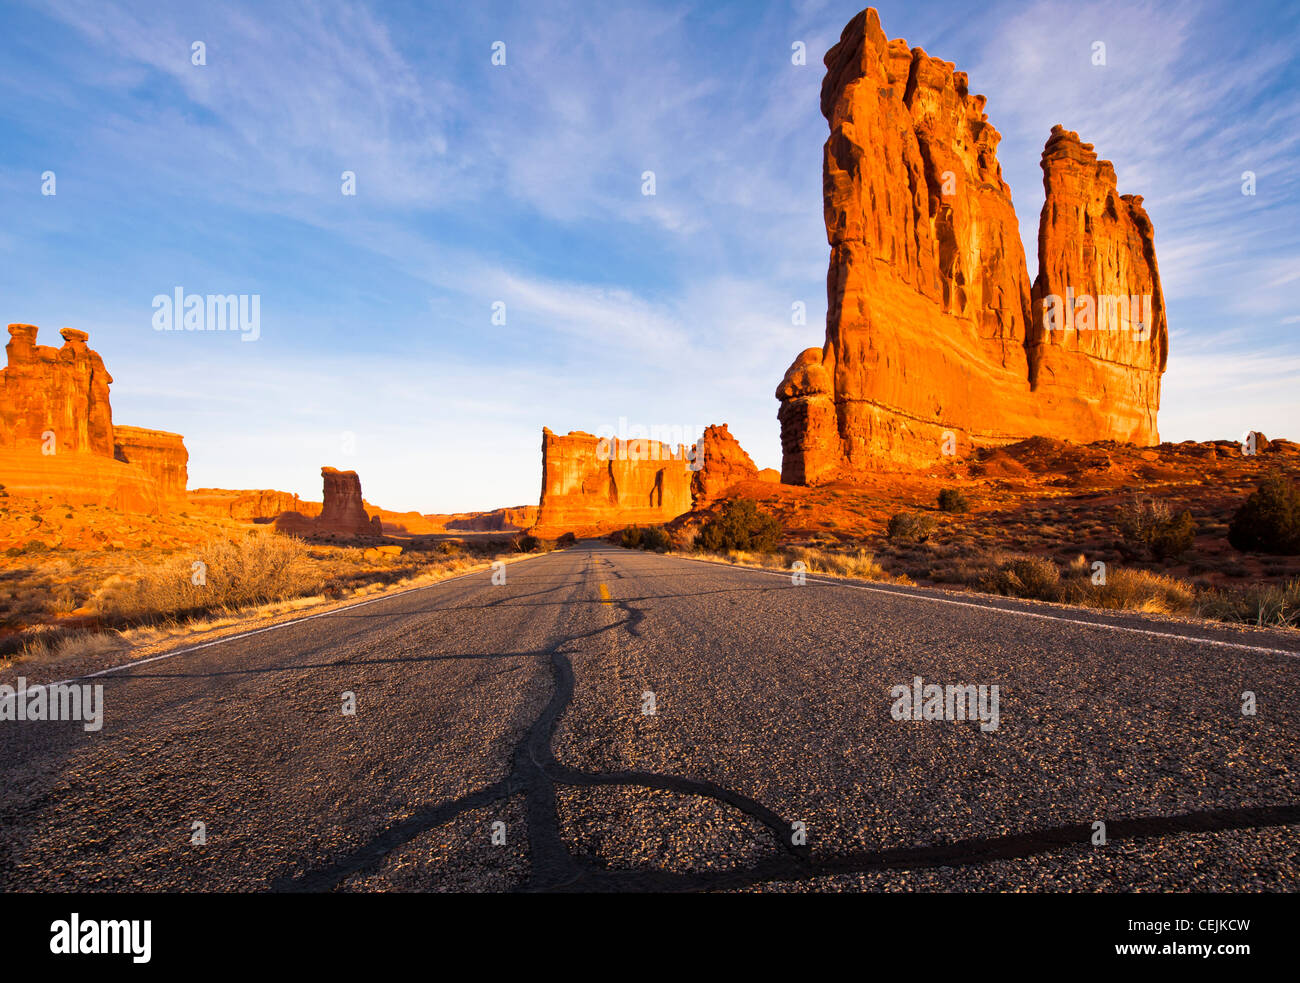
<box><xmin>667</xmin><ymin>552</ymin><xmax>1300</xmax><ymax>660</ymax></box>
<box><xmin>0</xmin><ymin>550</ymin><xmax>553</xmax><ymax>698</ymax></box>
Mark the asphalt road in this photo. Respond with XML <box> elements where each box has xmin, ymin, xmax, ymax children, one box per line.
<box><xmin>2</xmin><ymin>541</ymin><xmax>1298</xmax><ymax>892</ymax></box>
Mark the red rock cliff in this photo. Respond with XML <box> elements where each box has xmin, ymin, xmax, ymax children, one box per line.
<box><xmin>1028</xmin><ymin>125</ymin><xmax>1168</xmax><ymax>444</ymax></box>
<box><xmin>0</xmin><ymin>325</ymin><xmax>189</xmax><ymax>513</ymax></box>
<box><xmin>1</xmin><ymin>324</ymin><xmax>115</xmax><ymax>456</ymax></box>
<box><xmin>777</xmin><ymin>8</ymin><xmax>1168</xmax><ymax>483</ymax></box>
<box><xmin>114</xmin><ymin>426</ymin><xmax>188</xmax><ymax>501</ymax></box>
<box><xmin>533</xmin><ymin>424</ymin><xmax>766</xmax><ymax>534</ymax></box>
<box><xmin>691</xmin><ymin>424</ymin><xmax>760</xmax><ymax>501</ymax></box>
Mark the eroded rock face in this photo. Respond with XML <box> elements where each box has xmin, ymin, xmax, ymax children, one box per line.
<box><xmin>425</xmin><ymin>506</ymin><xmax>540</xmax><ymax>532</ymax></box>
<box><xmin>691</xmin><ymin>424</ymin><xmax>760</xmax><ymax>501</ymax></box>
<box><xmin>1028</xmin><ymin>126</ymin><xmax>1168</xmax><ymax>444</ymax></box>
<box><xmin>273</xmin><ymin>467</ymin><xmax>382</xmax><ymax>539</ymax></box>
<box><xmin>189</xmin><ymin>488</ymin><xmax>322</xmax><ymax>521</ymax></box>
<box><xmin>0</xmin><ymin>324</ymin><xmax>188</xmax><ymax>513</ymax></box>
<box><xmin>319</xmin><ymin>467</ymin><xmax>382</xmax><ymax>537</ymax></box>
<box><xmin>1</xmin><ymin>324</ymin><xmax>115</xmax><ymax>456</ymax></box>
<box><xmin>533</xmin><ymin>424</ymin><xmax>766</xmax><ymax>535</ymax></box>
<box><xmin>113</xmin><ymin>426</ymin><xmax>188</xmax><ymax>501</ymax></box>
<box><xmin>533</xmin><ymin>428</ymin><xmax>695</xmax><ymax>535</ymax></box>
<box><xmin>777</xmin><ymin>8</ymin><xmax>1168</xmax><ymax>482</ymax></box>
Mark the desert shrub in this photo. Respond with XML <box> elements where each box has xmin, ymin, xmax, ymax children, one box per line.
<box><xmin>640</xmin><ymin>526</ymin><xmax>670</xmax><ymax>552</ymax></box>
<box><xmin>978</xmin><ymin>555</ymin><xmax>1062</xmax><ymax>601</ymax></box>
<box><xmin>620</xmin><ymin>525</ymin><xmax>643</xmax><ymax>549</ymax></box>
<box><xmin>557</xmin><ymin>531</ymin><xmax>577</xmax><ymax>547</ymax></box>
<box><xmin>1197</xmin><ymin>578</ymin><xmax>1300</xmax><ymax>628</ymax></box>
<box><xmin>697</xmin><ymin>499</ymin><xmax>782</xmax><ymax>553</ymax></box>
<box><xmin>886</xmin><ymin>511</ymin><xmax>936</xmax><ymax>543</ymax></box>
<box><xmin>1118</xmin><ymin>496</ymin><xmax>1197</xmax><ymax>559</ymax></box>
<box><xmin>90</xmin><ymin>532</ymin><xmax>322</xmax><ymax>623</ymax></box>
<box><xmin>1228</xmin><ymin>475</ymin><xmax>1300</xmax><ymax>554</ymax></box>
<box><xmin>512</xmin><ymin>533</ymin><xmax>541</xmax><ymax>553</ymax></box>
<box><xmin>1149</xmin><ymin>510</ymin><xmax>1196</xmax><ymax>559</ymax></box>
<box><xmin>937</xmin><ymin>488</ymin><xmax>969</xmax><ymax>513</ymax></box>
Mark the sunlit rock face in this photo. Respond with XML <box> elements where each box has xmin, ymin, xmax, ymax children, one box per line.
<box><xmin>274</xmin><ymin>467</ymin><xmax>383</xmax><ymax>539</ymax></box>
<box><xmin>778</xmin><ymin>8</ymin><xmax>1168</xmax><ymax>483</ymax></box>
<box><xmin>533</xmin><ymin>424</ymin><xmax>764</xmax><ymax>535</ymax></box>
<box><xmin>0</xmin><ymin>323</ymin><xmax>189</xmax><ymax>513</ymax></box>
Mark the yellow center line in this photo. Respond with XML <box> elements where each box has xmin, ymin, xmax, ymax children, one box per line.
<box><xmin>598</xmin><ymin>583</ymin><xmax>612</xmax><ymax>605</ymax></box>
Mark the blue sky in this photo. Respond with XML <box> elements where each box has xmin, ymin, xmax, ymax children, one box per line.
<box><xmin>1</xmin><ymin>0</ymin><xmax>1297</xmax><ymax>512</ymax></box>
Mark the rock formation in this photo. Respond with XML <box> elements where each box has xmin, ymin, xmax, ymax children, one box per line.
<box><xmin>363</xmin><ymin>504</ymin><xmax>442</xmax><ymax>535</ymax></box>
<box><xmin>273</xmin><ymin>467</ymin><xmax>383</xmax><ymax>539</ymax></box>
<box><xmin>425</xmin><ymin>506</ymin><xmax>540</xmax><ymax>532</ymax></box>
<box><xmin>189</xmin><ymin>488</ymin><xmax>323</xmax><ymax>522</ymax></box>
<box><xmin>1</xmin><ymin>325</ymin><xmax>115</xmax><ymax>456</ymax></box>
<box><xmin>776</xmin><ymin>8</ymin><xmax>1169</xmax><ymax>483</ymax></box>
<box><xmin>113</xmin><ymin>426</ymin><xmax>188</xmax><ymax>501</ymax></box>
<box><xmin>0</xmin><ymin>324</ymin><xmax>189</xmax><ymax>512</ymax></box>
<box><xmin>532</xmin><ymin>424</ymin><xmax>769</xmax><ymax>535</ymax></box>
<box><xmin>691</xmin><ymin>424</ymin><xmax>760</xmax><ymax>501</ymax></box>
<box><xmin>1028</xmin><ymin>126</ymin><xmax>1168</xmax><ymax>443</ymax></box>
<box><xmin>533</xmin><ymin>429</ymin><xmax>694</xmax><ymax>536</ymax></box>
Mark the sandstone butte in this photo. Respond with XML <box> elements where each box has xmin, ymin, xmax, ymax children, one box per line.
<box><xmin>0</xmin><ymin>324</ymin><xmax>188</xmax><ymax>512</ymax></box>
<box><xmin>273</xmin><ymin>467</ymin><xmax>384</xmax><ymax>539</ymax></box>
<box><xmin>532</xmin><ymin>424</ymin><xmax>776</xmax><ymax>536</ymax></box>
<box><xmin>776</xmin><ymin>8</ymin><xmax>1169</xmax><ymax>485</ymax></box>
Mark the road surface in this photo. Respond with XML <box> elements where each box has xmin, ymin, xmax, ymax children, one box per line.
<box><xmin>2</xmin><ymin>542</ymin><xmax>1298</xmax><ymax>892</ymax></box>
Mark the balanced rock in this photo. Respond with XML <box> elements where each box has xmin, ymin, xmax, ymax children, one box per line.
<box><xmin>776</xmin><ymin>8</ymin><xmax>1169</xmax><ymax>483</ymax></box>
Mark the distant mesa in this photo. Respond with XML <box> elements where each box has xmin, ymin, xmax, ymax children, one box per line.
<box><xmin>189</xmin><ymin>488</ymin><xmax>323</xmax><ymax>522</ymax></box>
<box><xmin>273</xmin><ymin>467</ymin><xmax>383</xmax><ymax>539</ymax></box>
<box><xmin>424</xmin><ymin>505</ymin><xmax>539</xmax><ymax>533</ymax></box>
<box><xmin>0</xmin><ymin>324</ymin><xmax>188</xmax><ymax>512</ymax></box>
<box><xmin>776</xmin><ymin>8</ymin><xmax>1168</xmax><ymax>484</ymax></box>
<box><xmin>531</xmin><ymin>424</ymin><xmax>764</xmax><ymax>537</ymax></box>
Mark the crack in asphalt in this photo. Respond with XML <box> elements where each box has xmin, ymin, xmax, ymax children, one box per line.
<box><xmin>277</xmin><ymin>552</ymin><xmax>1300</xmax><ymax>893</ymax></box>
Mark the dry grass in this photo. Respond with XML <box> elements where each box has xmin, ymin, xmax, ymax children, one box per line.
<box><xmin>786</xmin><ymin>546</ymin><xmax>892</xmax><ymax>581</ymax></box>
<box><xmin>3</xmin><ymin>533</ymin><xmax>537</xmax><ymax>669</ymax></box>
<box><xmin>12</xmin><ymin>628</ymin><xmax>126</xmax><ymax>664</ymax></box>
<box><xmin>682</xmin><ymin>545</ymin><xmax>907</xmax><ymax>584</ymax></box>
<box><xmin>90</xmin><ymin>530</ymin><xmax>322</xmax><ymax>622</ymax></box>
<box><xmin>1197</xmin><ymin>578</ymin><xmax>1300</xmax><ymax>629</ymax></box>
